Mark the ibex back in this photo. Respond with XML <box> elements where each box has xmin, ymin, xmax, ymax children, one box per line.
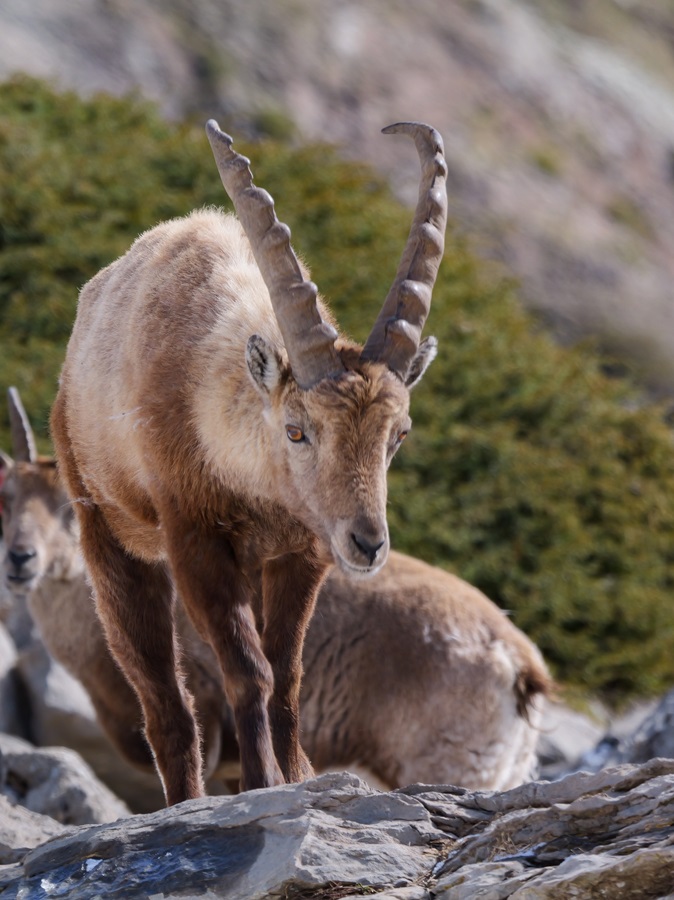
<box><xmin>51</xmin><ymin>121</ymin><xmax>447</xmax><ymax>804</ymax></box>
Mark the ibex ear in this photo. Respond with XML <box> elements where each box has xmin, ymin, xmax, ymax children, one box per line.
<box><xmin>246</xmin><ymin>334</ymin><xmax>285</xmax><ymax>397</ymax></box>
<box><xmin>404</xmin><ymin>336</ymin><xmax>438</xmax><ymax>389</ymax></box>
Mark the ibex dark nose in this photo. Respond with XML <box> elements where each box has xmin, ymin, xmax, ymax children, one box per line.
<box><xmin>8</xmin><ymin>547</ymin><xmax>37</xmax><ymax>570</ymax></box>
<box><xmin>350</xmin><ymin>533</ymin><xmax>385</xmax><ymax>566</ymax></box>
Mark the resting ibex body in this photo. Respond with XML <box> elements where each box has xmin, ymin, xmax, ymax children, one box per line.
<box><xmin>1</xmin><ymin>388</ymin><xmax>550</xmax><ymax>793</ymax></box>
<box><xmin>50</xmin><ymin>122</ymin><xmax>448</xmax><ymax>803</ymax></box>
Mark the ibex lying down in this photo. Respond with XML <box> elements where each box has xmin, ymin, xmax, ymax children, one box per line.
<box><xmin>2</xmin><ymin>388</ymin><xmax>550</xmax><ymax>791</ymax></box>
<box><xmin>51</xmin><ymin>121</ymin><xmax>448</xmax><ymax>804</ymax></box>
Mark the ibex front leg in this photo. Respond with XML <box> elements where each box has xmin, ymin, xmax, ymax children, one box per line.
<box><xmin>163</xmin><ymin>518</ymin><xmax>283</xmax><ymax>791</ymax></box>
<box><xmin>262</xmin><ymin>551</ymin><xmax>327</xmax><ymax>782</ymax></box>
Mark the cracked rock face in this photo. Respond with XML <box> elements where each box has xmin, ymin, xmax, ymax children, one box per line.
<box><xmin>1</xmin><ymin>764</ymin><xmax>673</xmax><ymax>899</ymax></box>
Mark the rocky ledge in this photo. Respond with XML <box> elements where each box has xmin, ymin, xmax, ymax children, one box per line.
<box><xmin>1</xmin><ymin>761</ymin><xmax>673</xmax><ymax>899</ymax></box>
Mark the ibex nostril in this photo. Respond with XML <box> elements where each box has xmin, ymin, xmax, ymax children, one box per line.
<box><xmin>8</xmin><ymin>548</ymin><xmax>37</xmax><ymax>569</ymax></box>
<box><xmin>351</xmin><ymin>533</ymin><xmax>385</xmax><ymax>566</ymax></box>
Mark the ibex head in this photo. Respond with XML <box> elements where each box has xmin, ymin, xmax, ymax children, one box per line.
<box><xmin>0</xmin><ymin>388</ymin><xmax>80</xmax><ymax>595</ymax></box>
<box><xmin>206</xmin><ymin>121</ymin><xmax>447</xmax><ymax>576</ymax></box>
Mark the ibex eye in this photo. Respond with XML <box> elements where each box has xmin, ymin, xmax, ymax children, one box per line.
<box><xmin>398</xmin><ymin>430</ymin><xmax>409</xmax><ymax>442</ymax></box>
<box><xmin>286</xmin><ymin>425</ymin><xmax>305</xmax><ymax>443</ymax></box>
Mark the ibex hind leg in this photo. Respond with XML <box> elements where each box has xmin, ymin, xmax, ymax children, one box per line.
<box><xmin>76</xmin><ymin>503</ymin><xmax>204</xmax><ymax>805</ymax></box>
<box><xmin>85</xmin><ymin>652</ymin><xmax>159</xmax><ymax>772</ymax></box>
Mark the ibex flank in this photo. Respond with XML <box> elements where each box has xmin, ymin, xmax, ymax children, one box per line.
<box><xmin>51</xmin><ymin>121</ymin><xmax>448</xmax><ymax>805</ymax></box>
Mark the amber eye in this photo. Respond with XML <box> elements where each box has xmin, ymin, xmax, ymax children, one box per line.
<box><xmin>398</xmin><ymin>430</ymin><xmax>409</xmax><ymax>443</ymax></box>
<box><xmin>286</xmin><ymin>425</ymin><xmax>305</xmax><ymax>443</ymax></box>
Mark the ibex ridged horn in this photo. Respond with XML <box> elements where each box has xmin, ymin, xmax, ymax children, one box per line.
<box><xmin>361</xmin><ymin>122</ymin><xmax>447</xmax><ymax>380</ymax></box>
<box><xmin>8</xmin><ymin>386</ymin><xmax>37</xmax><ymax>463</ymax></box>
<box><xmin>206</xmin><ymin>120</ymin><xmax>344</xmax><ymax>390</ymax></box>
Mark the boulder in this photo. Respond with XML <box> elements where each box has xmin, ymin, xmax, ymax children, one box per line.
<box><xmin>0</xmin><ymin>794</ymin><xmax>70</xmax><ymax>865</ymax></box>
<box><xmin>538</xmin><ymin>698</ymin><xmax>660</xmax><ymax>779</ymax></box>
<box><xmin>0</xmin><ymin>733</ymin><xmax>129</xmax><ymax>826</ymax></box>
<box><xmin>1</xmin><ymin>772</ymin><xmax>444</xmax><ymax>899</ymax></box>
<box><xmin>14</xmin><ymin>638</ymin><xmax>167</xmax><ymax>813</ymax></box>
<box><xmin>616</xmin><ymin>688</ymin><xmax>674</xmax><ymax>765</ymax></box>
<box><xmin>536</xmin><ymin>700</ymin><xmax>605</xmax><ymax>778</ymax></box>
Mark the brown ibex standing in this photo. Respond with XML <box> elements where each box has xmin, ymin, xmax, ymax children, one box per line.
<box><xmin>51</xmin><ymin>122</ymin><xmax>447</xmax><ymax>804</ymax></box>
<box><xmin>3</xmin><ymin>388</ymin><xmax>549</xmax><ymax>798</ymax></box>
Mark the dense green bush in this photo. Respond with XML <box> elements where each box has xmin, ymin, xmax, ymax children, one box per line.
<box><xmin>2</xmin><ymin>75</ymin><xmax>674</xmax><ymax>701</ymax></box>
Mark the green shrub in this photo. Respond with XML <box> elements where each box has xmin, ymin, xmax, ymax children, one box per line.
<box><xmin>2</xmin><ymin>75</ymin><xmax>674</xmax><ymax>701</ymax></box>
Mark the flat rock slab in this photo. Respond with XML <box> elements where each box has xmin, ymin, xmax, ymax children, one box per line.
<box><xmin>0</xmin><ymin>772</ymin><xmax>445</xmax><ymax>899</ymax></box>
<box><xmin>2</xmin><ymin>763</ymin><xmax>674</xmax><ymax>899</ymax></box>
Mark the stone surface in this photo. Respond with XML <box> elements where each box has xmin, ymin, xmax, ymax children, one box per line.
<box><xmin>617</xmin><ymin>688</ymin><xmax>674</xmax><ymax>765</ymax></box>
<box><xmin>428</xmin><ymin>758</ymin><xmax>674</xmax><ymax>898</ymax></box>
<box><xmin>0</xmin><ymin>794</ymin><xmax>70</xmax><ymax>865</ymax></box>
<box><xmin>1</xmin><ymin>763</ymin><xmax>673</xmax><ymax>899</ymax></box>
<box><xmin>536</xmin><ymin>701</ymin><xmax>605</xmax><ymax>778</ymax></box>
<box><xmin>14</xmin><ymin>638</ymin><xmax>168</xmax><ymax>814</ymax></box>
<box><xmin>0</xmin><ymin>772</ymin><xmax>445</xmax><ymax>899</ymax></box>
<box><xmin>0</xmin><ymin>733</ymin><xmax>129</xmax><ymax>826</ymax></box>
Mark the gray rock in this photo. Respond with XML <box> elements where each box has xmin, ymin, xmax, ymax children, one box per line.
<box><xmin>429</xmin><ymin>758</ymin><xmax>674</xmax><ymax>897</ymax></box>
<box><xmin>536</xmin><ymin>700</ymin><xmax>604</xmax><ymax>778</ymax></box>
<box><xmin>557</xmin><ymin>692</ymin><xmax>674</xmax><ymax>778</ymax></box>
<box><xmin>2</xmin><ymin>763</ymin><xmax>674</xmax><ymax>899</ymax></box>
<box><xmin>616</xmin><ymin>688</ymin><xmax>674</xmax><ymax>765</ymax></box>
<box><xmin>2</xmin><ymin>772</ymin><xmax>445</xmax><ymax>899</ymax></box>
<box><xmin>14</xmin><ymin>638</ymin><xmax>167</xmax><ymax>813</ymax></box>
<box><xmin>0</xmin><ymin>733</ymin><xmax>129</xmax><ymax>826</ymax></box>
<box><xmin>0</xmin><ymin>794</ymin><xmax>70</xmax><ymax>865</ymax></box>
<box><xmin>16</xmin><ymin>638</ymin><xmax>100</xmax><ymax>746</ymax></box>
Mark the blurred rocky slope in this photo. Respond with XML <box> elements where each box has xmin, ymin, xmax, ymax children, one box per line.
<box><xmin>2</xmin><ymin>0</ymin><xmax>674</xmax><ymax>388</ymax></box>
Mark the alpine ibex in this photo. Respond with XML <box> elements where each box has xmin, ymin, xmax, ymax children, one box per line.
<box><xmin>51</xmin><ymin>121</ymin><xmax>448</xmax><ymax>804</ymax></box>
<box><xmin>2</xmin><ymin>388</ymin><xmax>550</xmax><ymax>793</ymax></box>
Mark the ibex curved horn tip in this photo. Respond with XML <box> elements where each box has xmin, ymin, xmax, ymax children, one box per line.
<box><xmin>382</xmin><ymin>121</ymin><xmax>444</xmax><ymax>156</ymax></box>
<box><xmin>205</xmin><ymin>119</ymin><xmax>233</xmax><ymax>147</ymax></box>
<box><xmin>361</xmin><ymin>120</ymin><xmax>447</xmax><ymax>377</ymax></box>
